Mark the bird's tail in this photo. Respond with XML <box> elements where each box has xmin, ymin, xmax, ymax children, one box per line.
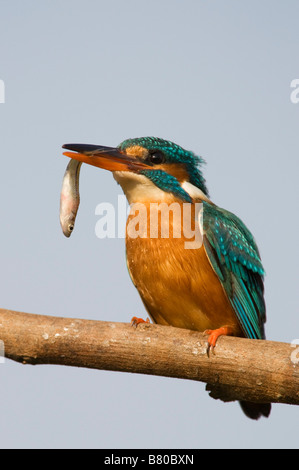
<box><xmin>239</xmin><ymin>401</ymin><xmax>271</xmax><ymax>420</ymax></box>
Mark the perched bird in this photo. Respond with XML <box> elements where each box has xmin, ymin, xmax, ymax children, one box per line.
<box><xmin>62</xmin><ymin>137</ymin><xmax>271</xmax><ymax>420</ymax></box>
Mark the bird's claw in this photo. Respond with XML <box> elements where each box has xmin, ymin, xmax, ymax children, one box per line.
<box><xmin>131</xmin><ymin>316</ymin><xmax>150</xmax><ymax>328</ymax></box>
<box><xmin>203</xmin><ymin>326</ymin><xmax>233</xmax><ymax>357</ymax></box>
<box><xmin>204</xmin><ymin>329</ymin><xmax>216</xmax><ymax>357</ymax></box>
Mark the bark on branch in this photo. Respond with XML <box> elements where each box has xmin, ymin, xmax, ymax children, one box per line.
<box><xmin>0</xmin><ymin>308</ymin><xmax>298</xmax><ymax>406</ymax></box>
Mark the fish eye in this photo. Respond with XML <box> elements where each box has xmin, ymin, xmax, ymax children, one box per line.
<box><xmin>148</xmin><ymin>151</ymin><xmax>165</xmax><ymax>165</ymax></box>
<box><xmin>68</xmin><ymin>224</ymin><xmax>74</xmax><ymax>232</ymax></box>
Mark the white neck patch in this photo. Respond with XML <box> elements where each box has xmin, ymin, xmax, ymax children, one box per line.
<box><xmin>181</xmin><ymin>181</ymin><xmax>211</xmax><ymax>202</ymax></box>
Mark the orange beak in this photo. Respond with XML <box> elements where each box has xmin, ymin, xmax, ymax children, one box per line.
<box><xmin>62</xmin><ymin>143</ymin><xmax>150</xmax><ymax>172</ymax></box>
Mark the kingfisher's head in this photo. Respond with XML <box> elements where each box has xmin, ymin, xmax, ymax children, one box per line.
<box><xmin>63</xmin><ymin>137</ymin><xmax>209</xmax><ymax>204</ymax></box>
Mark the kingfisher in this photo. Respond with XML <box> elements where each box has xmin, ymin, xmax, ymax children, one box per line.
<box><xmin>62</xmin><ymin>137</ymin><xmax>271</xmax><ymax>420</ymax></box>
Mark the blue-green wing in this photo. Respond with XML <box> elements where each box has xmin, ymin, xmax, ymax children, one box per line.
<box><xmin>202</xmin><ymin>201</ymin><xmax>266</xmax><ymax>339</ymax></box>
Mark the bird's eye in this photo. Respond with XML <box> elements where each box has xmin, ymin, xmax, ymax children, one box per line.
<box><xmin>148</xmin><ymin>151</ymin><xmax>164</xmax><ymax>165</ymax></box>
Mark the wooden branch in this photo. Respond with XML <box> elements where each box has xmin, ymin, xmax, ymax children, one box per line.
<box><xmin>0</xmin><ymin>308</ymin><xmax>298</xmax><ymax>406</ymax></box>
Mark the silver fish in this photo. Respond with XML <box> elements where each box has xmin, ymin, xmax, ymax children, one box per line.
<box><xmin>60</xmin><ymin>159</ymin><xmax>82</xmax><ymax>237</ymax></box>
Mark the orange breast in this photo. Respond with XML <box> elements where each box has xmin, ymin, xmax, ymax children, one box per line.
<box><xmin>125</xmin><ymin>200</ymin><xmax>243</xmax><ymax>336</ymax></box>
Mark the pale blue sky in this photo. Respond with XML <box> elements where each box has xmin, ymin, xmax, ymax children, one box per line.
<box><xmin>0</xmin><ymin>0</ymin><xmax>298</xmax><ymax>448</ymax></box>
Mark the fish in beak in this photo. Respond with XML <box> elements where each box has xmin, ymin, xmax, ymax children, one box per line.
<box><xmin>59</xmin><ymin>159</ymin><xmax>82</xmax><ymax>237</ymax></box>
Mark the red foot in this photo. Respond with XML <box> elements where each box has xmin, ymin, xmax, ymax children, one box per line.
<box><xmin>131</xmin><ymin>316</ymin><xmax>150</xmax><ymax>328</ymax></box>
<box><xmin>204</xmin><ymin>326</ymin><xmax>234</xmax><ymax>356</ymax></box>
